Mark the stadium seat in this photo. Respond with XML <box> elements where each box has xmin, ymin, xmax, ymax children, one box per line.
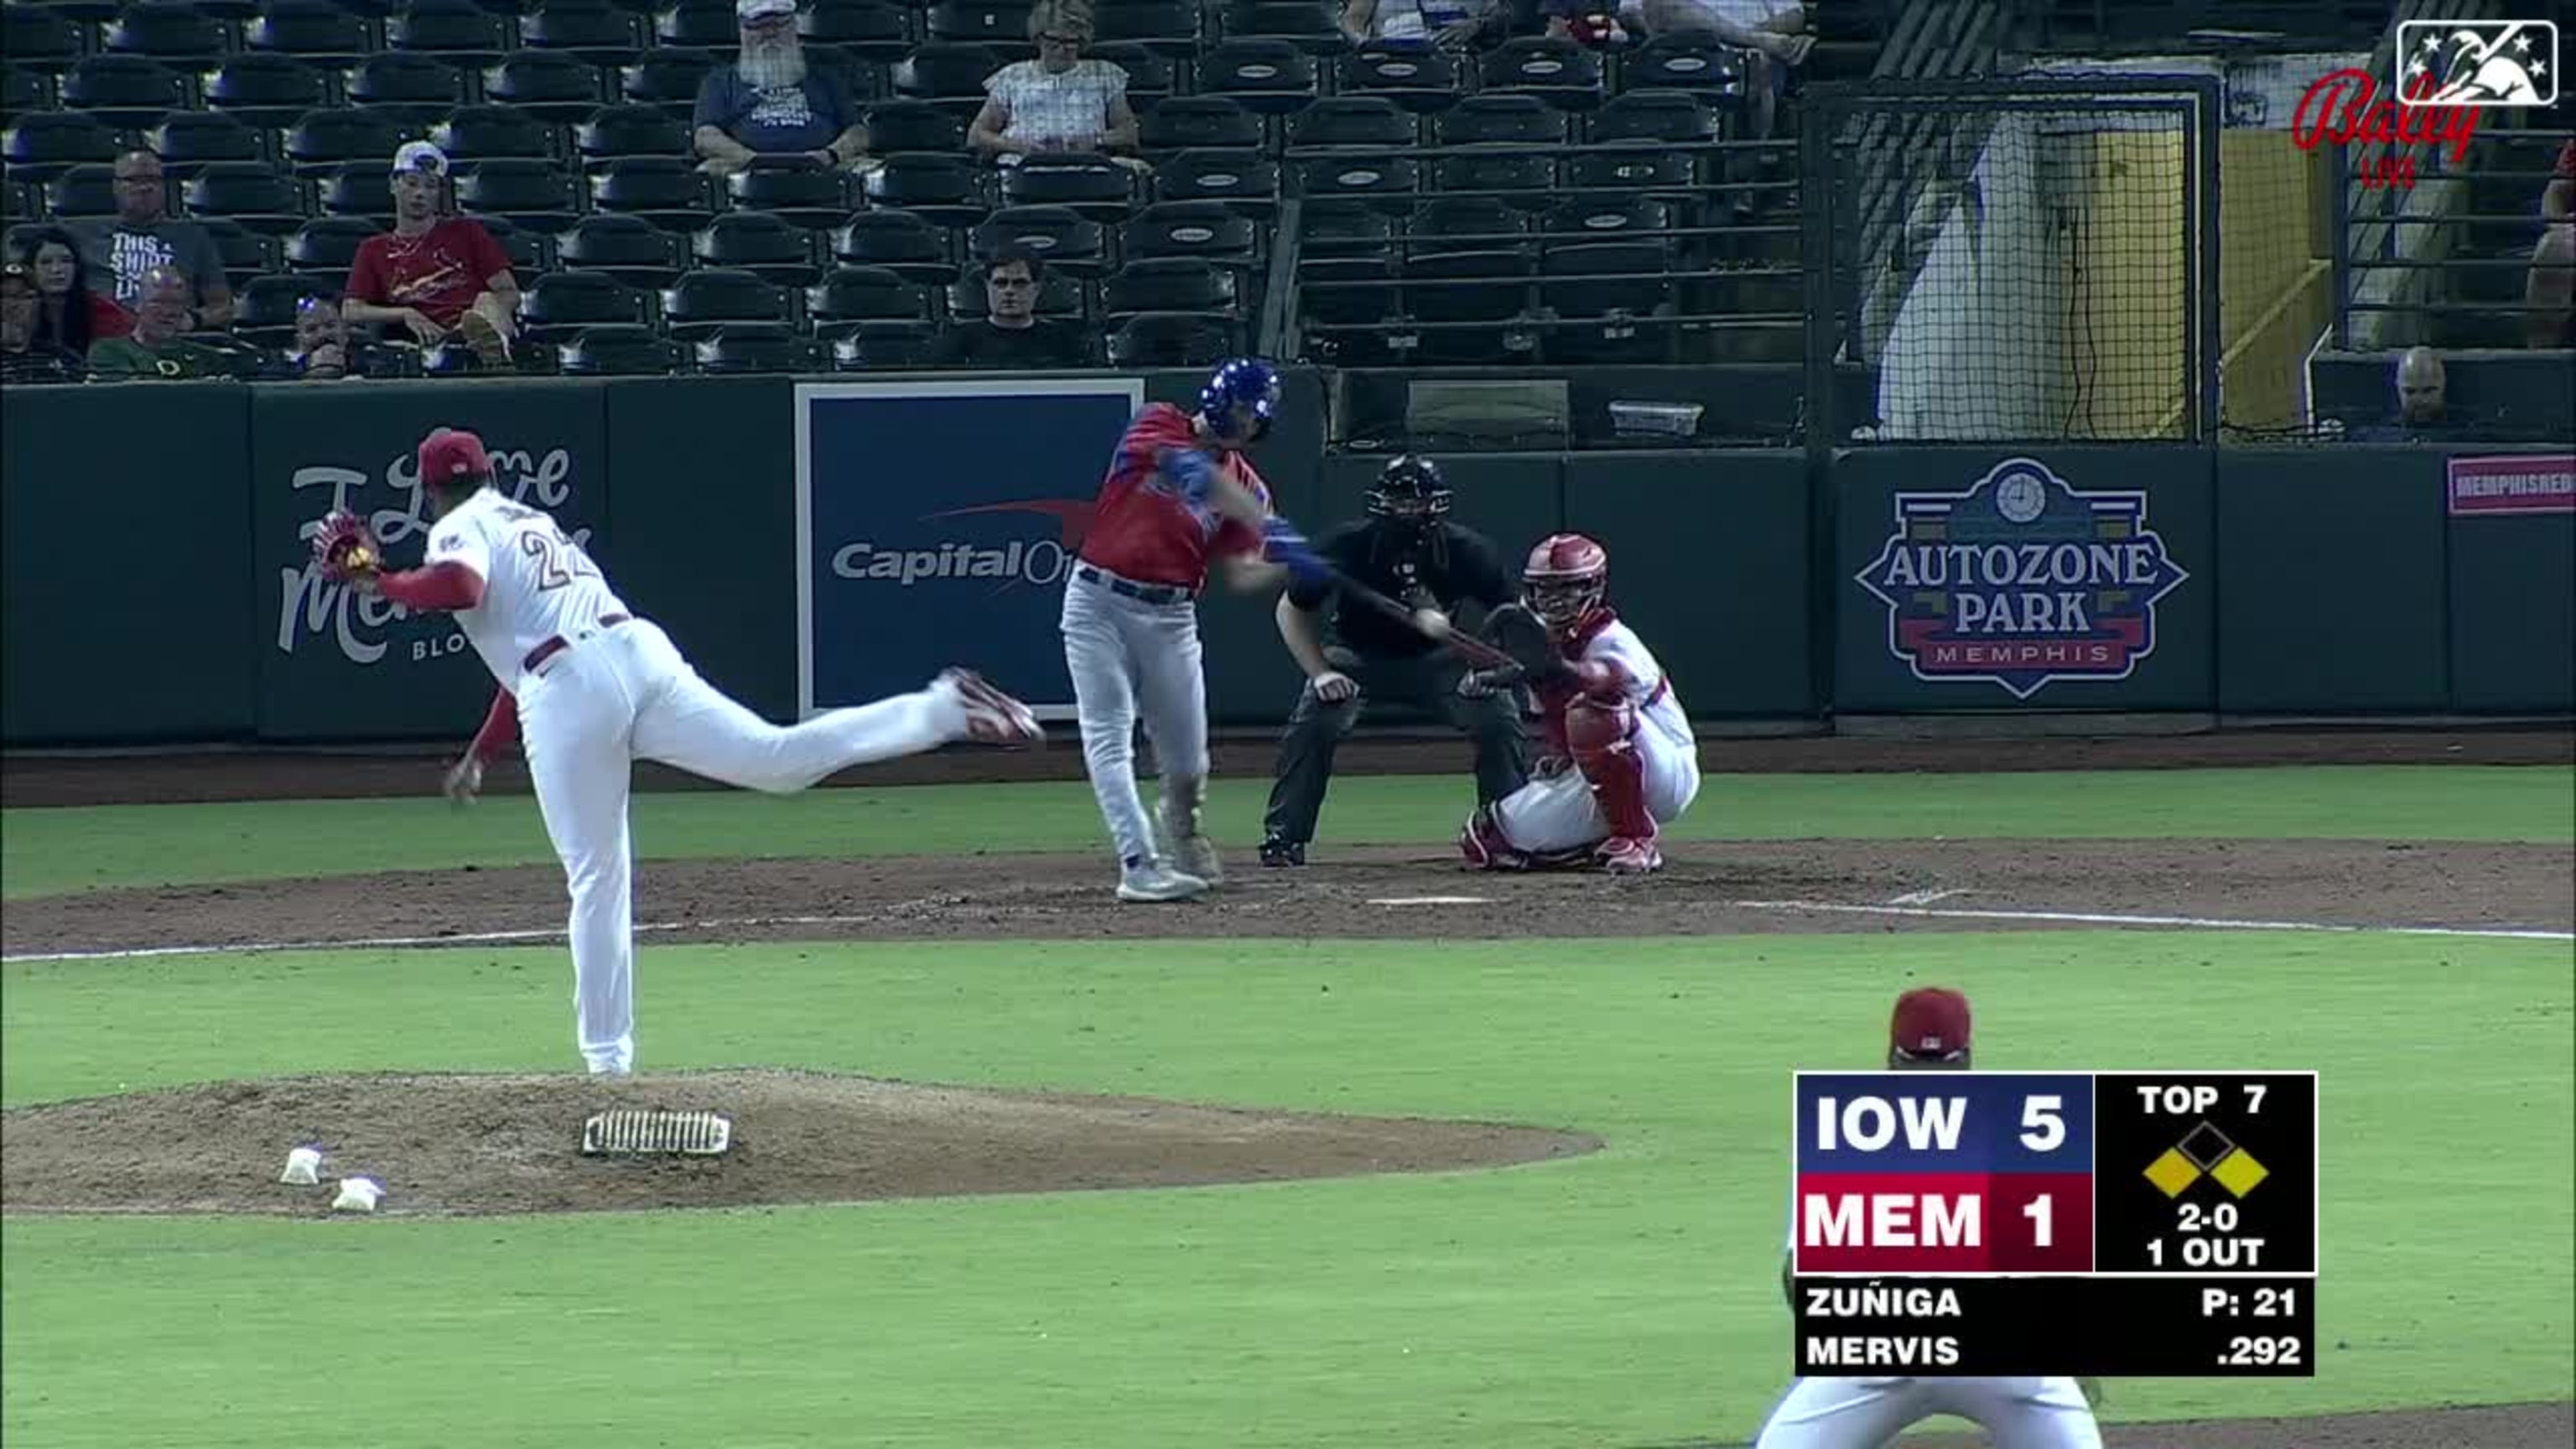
<box><xmin>454</xmin><ymin>157</ymin><xmax>580</xmax><ymax>230</ymax></box>
<box><xmin>1197</xmin><ymin>39</ymin><xmax>1316</xmax><ymax>115</ymax></box>
<box><xmin>0</xmin><ymin>179</ymin><xmax>36</xmax><ymax>233</ymax></box>
<box><xmin>1566</xmin><ymin>146</ymin><xmax>1694</xmax><ymax>199</ymax></box>
<box><xmin>181</xmin><ymin>161</ymin><xmax>307</xmax><ymax>234</ymax></box>
<box><xmin>60</xmin><ymin>55</ymin><xmax>193</xmax><ymax>129</ymax></box>
<box><xmin>555</xmin><ymin>210</ymin><xmax>685</xmax><ymax>286</ymax></box>
<box><xmin>231</xmin><ymin>272</ymin><xmax>336</xmax><ymax>342</ymax></box>
<box><xmin>804</xmin><ymin>262</ymin><xmax>928</xmax><ymax>338</ymax></box>
<box><xmin>661</xmin><ymin>265</ymin><xmax>790</xmax><ymax>337</ymax></box>
<box><xmin>573</xmin><ymin>102</ymin><xmax>689</xmax><ymax>165</ymax></box>
<box><xmin>387</xmin><ymin>0</ymin><xmax>517</xmax><ymax>65</ymax></box>
<box><xmin>1150</xmin><ymin>148</ymin><xmax>1276</xmax><ymax>216</ymax></box>
<box><xmin>246</xmin><ymin>0</ymin><xmax>376</xmax><ymax>64</ymax></box>
<box><xmin>691</xmin><ymin>210</ymin><xmax>818</xmax><ymax>284</ymax></box>
<box><xmin>830</xmin><ymin>324</ymin><xmax>933</xmax><ymax>369</ymax></box>
<box><xmin>284</xmin><ymin>214</ymin><xmax>383</xmax><ymax>284</ymax></box>
<box><xmin>434</xmin><ymin>104</ymin><xmax>558</xmax><ymax>164</ymax></box>
<box><xmin>1101</xmin><ymin>255</ymin><xmax>1233</xmax><ymax>322</ymax></box>
<box><xmin>201</xmin><ymin>215</ymin><xmax>280</xmax><ymax>283</ymax></box>
<box><xmin>1438</xmin><ymin>93</ymin><xmax>1566</xmax><ymax>147</ymax></box>
<box><xmin>313</xmin><ymin>160</ymin><xmax>392</xmax><ymax>219</ymax></box>
<box><xmin>283</xmin><ymin>109</ymin><xmax>409</xmax><ymax>173</ymax></box>
<box><xmin>473</xmin><ymin>211</ymin><xmax>553</xmax><ymax>273</ymax></box>
<box><xmin>204</xmin><ymin>54</ymin><xmax>333</xmax><ymax>127</ymax></box>
<box><xmin>1436</xmin><ymin>150</ymin><xmax>1557</xmax><ymax>210</ymax></box>
<box><xmin>1545</xmin><ymin>192</ymin><xmax>1675</xmax><ymax>240</ymax></box>
<box><xmin>859</xmin><ymin>99</ymin><xmax>963</xmax><ymax>154</ymax></box>
<box><xmin>968</xmin><ymin>203</ymin><xmax>1103</xmax><ymax>274</ymax></box>
<box><xmin>830</xmin><ymin>208</ymin><xmax>953</xmax><ymax>284</ymax></box>
<box><xmin>1104</xmin><ymin>309</ymin><xmax>1234</xmax><ymax>366</ymax></box>
<box><xmin>999</xmin><ymin>153</ymin><xmax>1133</xmax><ymax>223</ymax></box>
<box><xmin>1298</xmin><ymin>195</ymin><xmax>1391</xmax><ymax>259</ymax></box>
<box><xmin>341</xmin><ymin>52</ymin><xmax>468</xmax><ymax>121</ymax></box>
<box><xmin>924</xmin><ymin>2</ymin><xmax>1029</xmax><ymax>55</ymax></box>
<box><xmin>523</xmin><ymin>0</ymin><xmax>648</xmax><ymax>65</ymax></box>
<box><xmin>3</xmin><ymin>112</ymin><xmax>122</xmax><ymax>184</ymax></box>
<box><xmin>2</xmin><ymin>66</ymin><xmax>59</xmax><ymax>124</ymax></box>
<box><xmin>1622</xmin><ymin>31</ymin><xmax>1745</xmax><ymax>102</ymax></box>
<box><xmin>1119</xmin><ymin>199</ymin><xmax>1255</xmax><ymax>268</ymax></box>
<box><xmin>1408</xmin><ymin>195</ymin><xmax>1526</xmax><ymax>253</ymax></box>
<box><xmin>1137</xmin><ymin>96</ymin><xmax>1260</xmax><ymax>155</ymax></box>
<box><xmin>517</xmin><ymin>267</ymin><xmax>652</xmax><ymax>340</ymax></box>
<box><xmin>1295</xmin><ymin>152</ymin><xmax>1416</xmax><ymax>213</ymax></box>
<box><xmin>1338</xmin><ymin>44</ymin><xmax>1457</xmax><ymax>114</ymax></box>
<box><xmin>0</xmin><ymin>8</ymin><xmax>86</xmax><ymax>72</ymax></box>
<box><xmin>1539</xmin><ymin>237</ymin><xmax>1672</xmax><ymax>362</ymax></box>
<box><xmin>103</xmin><ymin>3</ymin><xmax>229</xmax><ymax>63</ymax></box>
<box><xmin>620</xmin><ymin>47</ymin><xmax>714</xmax><ymax>119</ymax></box>
<box><xmin>688</xmin><ymin>319</ymin><xmax>819</xmax><ymax>372</ymax></box>
<box><xmin>889</xmin><ymin>41</ymin><xmax>1000</xmax><ymax>119</ymax></box>
<box><xmin>1219</xmin><ymin>1</ymin><xmax>1342</xmax><ymax>55</ymax></box>
<box><xmin>652</xmin><ymin>0</ymin><xmax>736</xmax><ymax>51</ymax></box>
<box><xmin>1589</xmin><ymin>88</ymin><xmax>1718</xmax><ymax>144</ymax></box>
<box><xmin>588</xmin><ymin>153</ymin><xmax>719</xmax><ymax>229</ymax></box>
<box><xmin>1404</xmin><ymin>248</ymin><xmax>1531</xmax><ymax>362</ymax></box>
<box><xmin>724</xmin><ymin>160</ymin><xmax>856</xmax><ymax>230</ymax></box>
<box><xmin>485</xmin><ymin>49</ymin><xmax>609</xmax><ymax>120</ymax></box>
<box><xmin>557</xmin><ymin>321</ymin><xmax>687</xmax><ymax>374</ymax></box>
<box><xmin>861</xmin><ymin>152</ymin><xmax>985</xmax><ymax>229</ymax></box>
<box><xmin>1479</xmin><ymin>35</ymin><xmax>1602</xmax><ymax>110</ymax></box>
<box><xmin>1288</xmin><ymin>96</ymin><xmax>1414</xmax><ymax>149</ymax></box>
<box><xmin>1088</xmin><ymin>41</ymin><xmax>1173</xmax><ymax>108</ymax></box>
<box><xmin>44</xmin><ymin>164</ymin><xmax>120</xmax><ymax>221</ymax></box>
<box><xmin>1296</xmin><ymin>252</ymin><xmax>1394</xmax><ymax>347</ymax></box>
<box><xmin>802</xmin><ymin>0</ymin><xmax>909</xmax><ymax>62</ymax></box>
<box><xmin>148</xmin><ymin>117</ymin><xmax>261</xmax><ymax>177</ymax></box>
<box><xmin>1093</xmin><ymin>0</ymin><xmax>1194</xmax><ymax>59</ymax></box>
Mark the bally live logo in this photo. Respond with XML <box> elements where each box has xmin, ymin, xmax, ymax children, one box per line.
<box><xmin>2291</xmin><ymin>20</ymin><xmax>2559</xmax><ymax>190</ymax></box>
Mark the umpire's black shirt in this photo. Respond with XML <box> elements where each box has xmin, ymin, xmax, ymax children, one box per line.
<box><xmin>1288</xmin><ymin>520</ymin><xmax>1518</xmax><ymax>660</ymax></box>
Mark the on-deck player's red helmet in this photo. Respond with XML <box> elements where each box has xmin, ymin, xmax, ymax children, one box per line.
<box><xmin>1888</xmin><ymin>987</ymin><xmax>1973</xmax><ymax>1069</ymax></box>
<box><xmin>417</xmin><ymin>427</ymin><xmax>491</xmax><ymax>487</ymax></box>
<box><xmin>1523</xmin><ymin>532</ymin><xmax>1608</xmax><ymax>633</ymax></box>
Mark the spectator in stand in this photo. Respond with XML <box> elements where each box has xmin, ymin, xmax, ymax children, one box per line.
<box><xmin>1549</xmin><ymin>0</ymin><xmax>1813</xmax><ymax>138</ymax></box>
<box><xmin>342</xmin><ymin>142</ymin><xmax>519</xmax><ymax>368</ymax></box>
<box><xmin>2</xmin><ymin>260</ymin><xmax>83</xmax><ymax>382</ymax></box>
<box><xmin>694</xmin><ymin>0</ymin><xmax>869</xmax><ymax>176</ymax></box>
<box><xmin>86</xmin><ymin>265</ymin><xmax>231</xmax><ymax>379</ymax></box>
<box><xmin>1340</xmin><ymin>0</ymin><xmax>1503</xmax><ymax>49</ymax></box>
<box><xmin>74</xmin><ymin>148</ymin><xmax>232</xmax><ymax>330</ymax></box>
<box><xmin>968</xmin><ymin>1</ymin><xmax>1141</xmax><ymax>168</ymax></box>
<box><xmin>274</xmin><ymin>291</ymin><xmax>395</xmax><ymax>380</ymax></box>
<box><xmin>9</xmin><ymin>225</ymin><xmax>132</xmax><ymax>359</ymax></box>
<box><xmin>928</xmin><ymin>245</ymin><xmax>1091</xmax><ymax>367</ymax></box>
<box><xmin>2345</xmin><ymin>346</ymin><xmax>2475</xmax><ymax>440</ymax></box>
<box><xmin>2526</xmin><ymin>137</ymin><xmax>2573</xmax><ymax>350</ymax></box>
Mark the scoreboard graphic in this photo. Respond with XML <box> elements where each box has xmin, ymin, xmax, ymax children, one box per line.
<box><xmin>1789</xmin><ymin>1072</ymin><xmax>2317</xmax><ymax>1376</ymax></box>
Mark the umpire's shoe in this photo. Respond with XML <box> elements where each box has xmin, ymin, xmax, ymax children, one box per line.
<box><xmin>1259</xmin><ymin>837</ymin><xmax>1306</xmax><ymax>867</ymax></box>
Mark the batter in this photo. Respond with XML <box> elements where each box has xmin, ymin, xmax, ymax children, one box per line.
<box><xmin>310</xmin><ymin>427</ymin><xmax>1043</xmax><ymax>1075</ymax></box>
<box><xmin>1753</xmin><ymin>988</ymin><xmax>2106</xmax><ymax>1448</ymax></box>
<box><xmin>1460</xmin><ymin>533</ymin><xmax>1698</xmax><ymax>874</ymax></box>
<box><xmin>1061</xmin><ymin>358</ymin><xmax>1328</xmax><ymax>902</ymax></box>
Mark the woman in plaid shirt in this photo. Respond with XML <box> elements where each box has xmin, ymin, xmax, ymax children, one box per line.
<box><xmin>968</xmin><ymin>0</ymin><xmax>1140</xmax><ymax>164</ymax></box>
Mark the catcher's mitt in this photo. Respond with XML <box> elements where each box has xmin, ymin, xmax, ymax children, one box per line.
<box><xmin>1483</xmin><ymin>602</ymin><xmax>1574</xmax><ymax>688</ymax></box>
<box><xmin>311</xmin><ymin>508</ymin><xmax>382</xmax><ymax>584</ymax></box>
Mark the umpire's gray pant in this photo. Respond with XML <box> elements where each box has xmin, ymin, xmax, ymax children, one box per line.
<box><xmin>1261</xmin><ymin>646</ymin><xmax>1527</xmax><ymax>849</ymax></box>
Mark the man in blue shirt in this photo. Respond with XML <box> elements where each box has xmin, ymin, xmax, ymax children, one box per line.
<box><xmin>693</xmin><ymin>0</ymin><xmax>869</xmax><ymax>175</ymax></box>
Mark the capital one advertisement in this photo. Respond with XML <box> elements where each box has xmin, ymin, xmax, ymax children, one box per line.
<box><xmin>795</xmin><ymin>379</ymin><xmax>1147</xmax><ymax>719</ymax></box>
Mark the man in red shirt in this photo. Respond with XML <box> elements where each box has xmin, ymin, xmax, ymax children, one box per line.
<box><xmin>2527</xmin><ymin>137</ymin><xmax>2573</xmax><ymax>349</ymax></box>
<box><xmin>1060</xmin><ymin>358</ymin><xmax>1332</xmax><ymax>902</ymax></box>
<box><xmin>343</xmin><ymin>142</ymin><xmax>521</xmax><ymax>369</ymax></box>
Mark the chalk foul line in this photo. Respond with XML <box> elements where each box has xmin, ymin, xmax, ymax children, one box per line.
<box><xmin>1727</xmin><ymin>899</ymin><xmax>2574</xmax><ymax>942</ymax></box>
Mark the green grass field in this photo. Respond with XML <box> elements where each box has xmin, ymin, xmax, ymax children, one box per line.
<box><xmin>4</xmin><ymin>766</ymin><xmax>2572</xmax><ymax>1448</ymax></box>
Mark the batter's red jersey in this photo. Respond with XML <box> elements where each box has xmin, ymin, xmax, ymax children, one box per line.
<box><xmin>1078</xmin><ymin>402</ymin><xmax>1270</xmax><ymax>590</ymax></box>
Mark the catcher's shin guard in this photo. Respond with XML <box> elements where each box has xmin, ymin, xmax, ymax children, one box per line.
<box><xmin>1566</xmin><ymin>696</ymin><xmax>1657</xmax><ymax>848</ymax></box>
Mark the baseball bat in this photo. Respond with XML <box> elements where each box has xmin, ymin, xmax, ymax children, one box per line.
<box><xmin>1322</xmin><ymin>566</ymin><xmax>1520</xmax><ymax>672</ymax></box>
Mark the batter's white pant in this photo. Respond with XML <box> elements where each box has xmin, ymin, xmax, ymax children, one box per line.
<box><xmin>1493</xmin><ymin>725</ymin><xmax>1701</xmax><ymax>854</ymax></box>
<box><xmin>517</xmin><ymin>618</ymin><xmax>969</xmax><ymax>1074</ymax></box>
<box><xmin>1753</xmin><ymin>1376</ymin><xmax>2102</xmax><ymax>1449</ymax></box>
<box><xmin>1059</xmin><ymin>569</ymin><xmax>1211</xmax><ymax>870</ymax></box>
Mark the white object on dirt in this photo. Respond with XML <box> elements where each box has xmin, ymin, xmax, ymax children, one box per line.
<box><xmin>330</xmin><ymin>1177</ymin><xmax>383</xmax><ymax>1213</ymax></box>
<box><xmin>280</xmin><ymin>1147</ymin><xmax>323</xmax><ymax>1186</ymax></box>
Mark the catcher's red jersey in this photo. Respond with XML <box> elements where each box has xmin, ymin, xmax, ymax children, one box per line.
<box><xmin>1078</xmin><ymin>402</ymin><xmax>1269</xmax><ymax>589</ymax></box>
<box><xmin>426</xmin><ymin>489</ymin><xmax>630</xmax><ymax>686</ymax></box>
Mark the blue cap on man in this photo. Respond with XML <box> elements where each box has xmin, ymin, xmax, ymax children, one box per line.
<box><xmin>1198</xmin><ymin>357</ymin><xmax>1280</xmax><ymax>436</ymax></box>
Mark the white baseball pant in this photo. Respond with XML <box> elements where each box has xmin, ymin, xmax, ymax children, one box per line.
<box><xmin>1753</xmin><ymin>1376</ymin><xmax>2102</xmax><ymax>1448</ymax></box>
<box><xmin>1059</xmin><ymin>568</ymin><xmax>1210</xmax><ymax>869</ymax></box>
<box><xmin>1493</xmin><ymin>726</ymin><xmax>1701</xmax><ymax>853</ymax></box>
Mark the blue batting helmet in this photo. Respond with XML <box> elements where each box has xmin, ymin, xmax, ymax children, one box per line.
<box><xmin>1197</xmin><ymin>357</ymin><xmax>1280</xmax><ymax>436</ymax></box>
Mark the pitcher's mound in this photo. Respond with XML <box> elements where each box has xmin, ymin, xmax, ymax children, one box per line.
<box><xmin>0</xmin><ymin>1070</ymin><xmax>1601</xmax><ymax>1218</ymax></box>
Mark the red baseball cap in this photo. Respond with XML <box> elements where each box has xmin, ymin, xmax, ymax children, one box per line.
<box><xmin>418</xmin><ymin>427</ymin><xmax>491</xmax><ymax>485</ymax></box>
<box><xmin>1889</xmin><ymin>987</ymin><xmax>1972</xmax><ymax>1061</ymax></box>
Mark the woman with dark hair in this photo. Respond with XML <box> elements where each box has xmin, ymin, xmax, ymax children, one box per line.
<box><xmin>8</xmin><ymin>226</ymin><xmax>132</xmax><ymax>356</ymax></box>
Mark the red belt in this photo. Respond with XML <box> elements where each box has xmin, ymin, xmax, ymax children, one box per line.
<box><xmin>523</xmin><ymin>613</ymin><xmax>631</xmax><ymax>674</ymax></box>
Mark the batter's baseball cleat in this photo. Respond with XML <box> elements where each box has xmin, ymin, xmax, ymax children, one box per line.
<box><xmin>1117</xmin><ymin>860</ymin><xmax>1210</xmax><ymax>903</ymax></box>
<box><xmin>937</xmin><ymin>668</ymin><xmax>1043</xmax><ymax>745</ymax></box>
<box><xmin>1259</xmin><ymin>837</ymin><xmax>1305</xmax><ymax>867</ymax></box>
<box><xmin>1171</xmin><ymin>832</ymin><xmax>1224</xmax><ymax>886</ymax></box>
<box><xmin>1597</xmin><ymin>836</ymin><xmax>1664</xmax><ymax>875</ymax></box>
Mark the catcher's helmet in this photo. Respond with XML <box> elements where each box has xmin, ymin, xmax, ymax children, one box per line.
<box><xmin>1368</xmin><ymin>454</ymin><xmax>1452</xmax><ymax>522</ymax></box>
<box><xmin>1522</xmin><ymin>532</ymin><xmax>1608</xmax><ymax>632</ymax></box>
<box><xmin>1197</xmin><ymin>356</ymin><xmax>1281</xmax><ymax>441</ymax></box>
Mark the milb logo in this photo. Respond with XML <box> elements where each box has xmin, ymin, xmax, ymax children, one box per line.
<box><xmin>1856</xmin><ymin>458</ymin><xmax>2189</xmax><ymax>700</ymax></box>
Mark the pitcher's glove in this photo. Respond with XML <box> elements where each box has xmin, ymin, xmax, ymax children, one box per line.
<box><xmin>311</xmin><ymin>508</ymin><xmax>382</xmax><ymax>584</ymax></box>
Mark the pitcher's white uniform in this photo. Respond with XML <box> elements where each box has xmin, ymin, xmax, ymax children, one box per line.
<box><xmin>396</xmin><ymin>428</ymin><xmax>1036</xmax><ymax>1075</ymax></box>
<box><xmin>1492</xmin><ymin>619</ymin><xmax>1699</xmax><ymax>853</ymax></box>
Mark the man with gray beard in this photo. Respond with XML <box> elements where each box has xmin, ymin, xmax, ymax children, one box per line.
<box><xmin>693</xmin><ymin>0</ymin><xmax>868</xmax><ymax>175</ymax></box>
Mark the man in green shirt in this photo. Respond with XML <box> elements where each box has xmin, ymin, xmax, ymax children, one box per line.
<box><xmin>85</xmin><ymin>266</ymin><xmax>230</xmax><ymax>380</ymax></box>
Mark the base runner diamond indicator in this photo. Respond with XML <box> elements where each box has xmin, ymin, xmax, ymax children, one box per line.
<box><xmin>2210</xmin><ymin>1147</ymin><xmax>2270</xmax><ymax>1197</ymax></box>
<box><xmin>2178</xmin><ymin>1120</ymin><xmax>2236</xmax><ymax>1169</ymax></box>
<box><xmin>2144</xmin><ymin>1145</ymin><xmax>2202</xmax><ymax>1197</ymax></box>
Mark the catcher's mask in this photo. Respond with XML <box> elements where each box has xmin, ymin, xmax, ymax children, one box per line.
<box><xmin>1368</xmin><ymin>454</ymin><xmax>1452</xmax><ymax>527</ymax></box>
<box><xmin>1522</xmin><ymin>532</ymin><xmax>1607</xmax><ymax>633</ymax></box>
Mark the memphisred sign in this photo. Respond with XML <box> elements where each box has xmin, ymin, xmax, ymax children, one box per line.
<box><xmin>2447</xmin><ymin>454</ymin><xmax>2576</xmax><ymax>517</ymax></box>
<box><xmin>2288</xmin><ymin>68</ymin><xmax>2482</xmax><ymax>190</ymax></box>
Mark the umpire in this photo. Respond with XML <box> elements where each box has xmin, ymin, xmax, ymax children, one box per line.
<box><xmin>1259</xmin><ymin>455</ymin><xmax>1528</xmax><ymax>865</ymax></box>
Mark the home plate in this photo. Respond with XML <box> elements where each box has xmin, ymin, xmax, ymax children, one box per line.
<box><xmin>1368</xmin><ymin>895</ymin><xmax>1493</xmax><ymax>906</ymax></box>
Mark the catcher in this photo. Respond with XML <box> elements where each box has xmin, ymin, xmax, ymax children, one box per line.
<box><xmin>1457</xmin><ymin>532</ymin><xmax>1698</xmax><ymax>875</ymax></box>
<box><xmin>310</xmin><ymin>428</ymin><xmax>1041</xmax><ymax>1076</ymax></box>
